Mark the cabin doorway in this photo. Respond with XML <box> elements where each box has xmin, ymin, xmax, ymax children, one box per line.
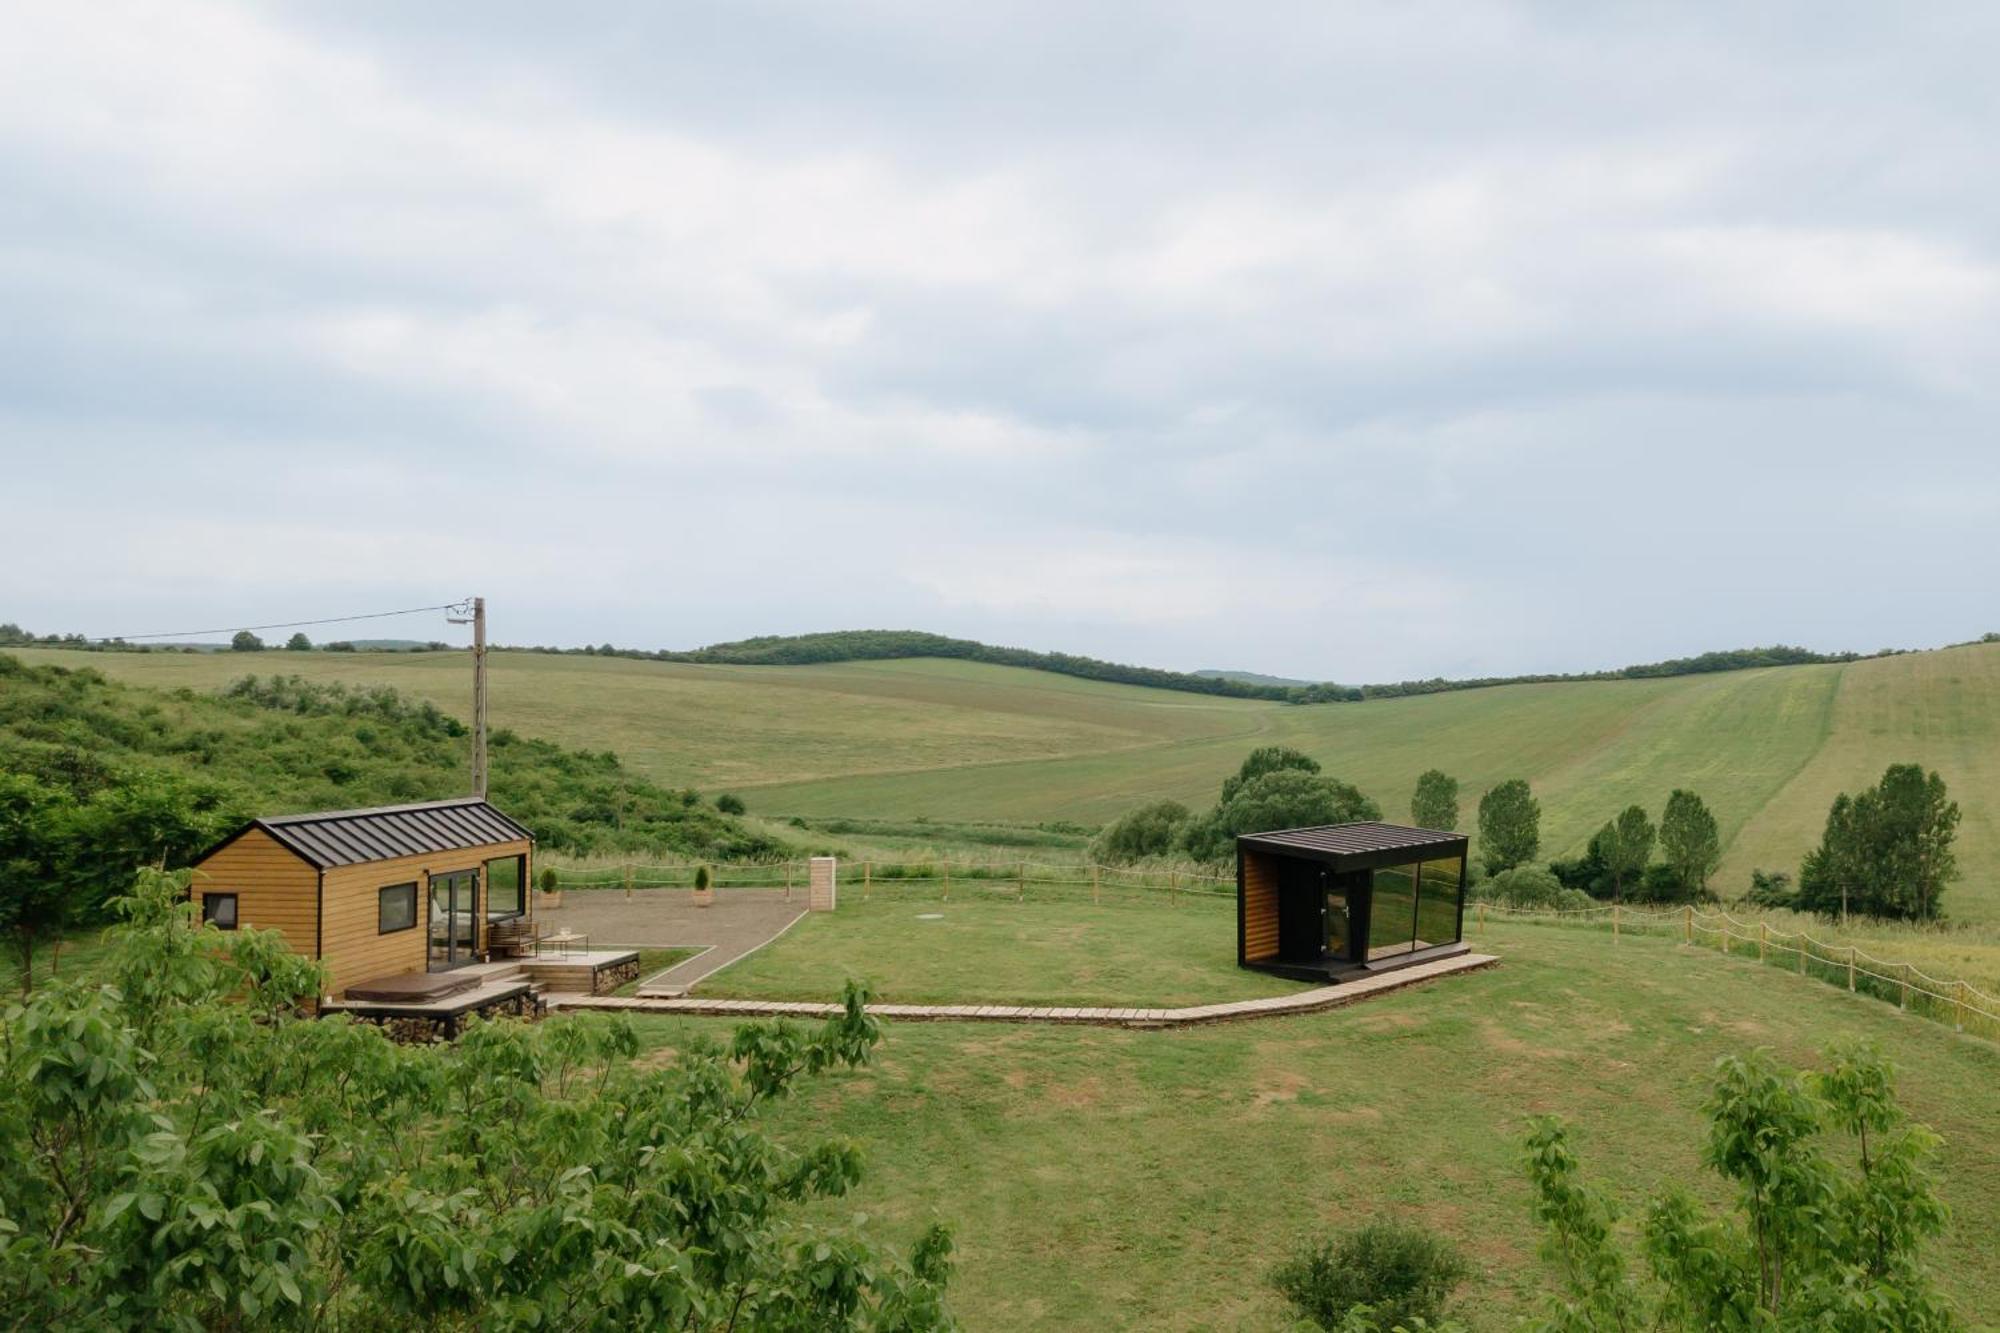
<box><xmin>428</xmin><ymin>870</ymin><xmax>478</xmax><ymax>970</ymax></box>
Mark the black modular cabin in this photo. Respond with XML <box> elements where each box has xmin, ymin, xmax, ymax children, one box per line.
<box><xmin>1237</xmin><ymin>822</ymin><xmax>1470</xmax><ymax>982</ymax></box>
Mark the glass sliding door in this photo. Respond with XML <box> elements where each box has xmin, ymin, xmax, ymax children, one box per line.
<box><xmin>1366</xmin><ymin>863</ymin><xmax>1419</xmax><ymax>960</ymax></box>
<box><xmin>1416</xmin><ymin>856</ymin><xmax>1465</xmax><ymax>950</ymax></box>
<box><xmin>427</xmin><ymin>870</ymin><xmax>479</xmax><ymax>970</ymax></box>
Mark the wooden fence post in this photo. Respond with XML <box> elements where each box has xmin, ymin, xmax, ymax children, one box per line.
<box><xmin>624</xmin><ymin>863</ymin><xmax>634</xmax><ymax>900</ymax></box>
<box><xmin>1169</xmin><ymin>870</ymin><xmax>1178</xmax><ymax>907</ymax></box>
<box><xmin>1758</xmin><ymin>922</ymin><xmax>1767</xmax><ymax>963</ymax></box>
<box><xmin>1847</xmin><ymin>947</ymin><xmax>1856</xmax><ymax>992</ymax></box>
<box><xmin>1683</xmin><ymin>905</ymin><xmax>1692</xmax><ymax>945</ymax></box>
<box><xmin>1797</xmin><ymin>934</ymin><xmax>1807</xmax><ymax>975</ymax></box>
<box><xmin>1899</xmin><ymin>963</ymin><xmax>1909</xmax><ymax>1010</ymax></box>
<box><xmin>1092</xmin><ymin>864</ymin><xmax>1100</xmax><ymax>905</ymax></box>
<box><xmin>1612</xmin><ymin>903</ymin><xmax>1620</xmax><ymax>943</ymax></box>
<box><xmin>1958</xmin><ymin>980</ymin><xmax>1972</xmax><ymax>1031</ymax></box>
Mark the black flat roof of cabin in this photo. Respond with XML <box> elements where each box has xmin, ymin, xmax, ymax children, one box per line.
<box><xmin>207</xmin><ymin>798</ymin><xmax>533</xmax><ymax>869</ymax></box>
<box><xmin>1237</xmin><ymin>821</ymin><xmax>1465</xmax><ymax>863</ymax></box>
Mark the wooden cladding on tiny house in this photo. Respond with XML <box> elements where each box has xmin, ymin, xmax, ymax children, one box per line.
<box><xmin>191</xmin><ymin>827</ymin><xmax>319</xmax><ymax>954</ymax></box>
<box><xmin>1239</xmin><ymin>849</ymin><xmax>1280</xmax><ymax>963</ymax></box>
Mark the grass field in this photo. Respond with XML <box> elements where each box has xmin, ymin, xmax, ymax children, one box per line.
<box><xmin>630</xmin><ymin>918</ymin><xmax>2000</xmax><ymax>1329</ymax></box>
<box><xmin>701</xmin><ymin>892</ymin><xmax>1300</xmax><ymax>1008</ymax></box>
<box><xmin>24</xmin><ymin>640</ymin><xmax>2000</xmax><ymax>919</ymax></box>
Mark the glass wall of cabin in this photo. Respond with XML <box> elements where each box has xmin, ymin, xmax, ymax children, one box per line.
<box><xmin>1363</xmin><ymin>855</ymin><xmax>1465</xmax><ymax>960</ymax></box>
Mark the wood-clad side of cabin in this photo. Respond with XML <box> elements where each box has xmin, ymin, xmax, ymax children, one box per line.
<box><xmin>1240</xmin><ymin>849</ymin><xmax>1280</xmax><ymax>962</ymax></box>
<box><xmin>318</xmin><ymin>838</ymin><xmax>533</xmax><ymax>997</ymax></box>
<box><xmin>191</xmin><ymin>828</ymin><xmax>317</xmax><ymax>954</ymax></box>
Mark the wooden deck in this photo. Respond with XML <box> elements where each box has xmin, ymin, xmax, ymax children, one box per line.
<box><xmin>546</xmin><ymin>951</ymin><xmax>1499</xmax><ymax>1028</ymax></box>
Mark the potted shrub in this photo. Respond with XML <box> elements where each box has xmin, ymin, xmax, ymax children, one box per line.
<box><xmin>535</xmin><ymin>866</ymin><xmax>563</xmax><ymax>909</ymax></box>
<box><xmin>693</xmin><ymin>864</ymin><xmax>715</xmax><ymax>907</ymax></box>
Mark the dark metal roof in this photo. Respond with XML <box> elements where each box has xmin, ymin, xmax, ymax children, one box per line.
<box><xmin>225</xmin><ymin>798</ymin><xmax>533</xmax><ymax>869</ymax></box>
<box><xmin>1237</xmin><ymin>821</ymin><xmax>1465</xmax><ymax>864</ymax></box>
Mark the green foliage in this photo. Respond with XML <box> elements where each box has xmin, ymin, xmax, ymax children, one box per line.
<box><xmin>0</xmin><ymin>773</ymin><xmax>75</xmax><ymax>993</ymax></box>
<box><xmin>1269</xmin><ymin>1221</ymin><xmax>1469</xmax><ymax>1331</ymax></box>
<box><xmin>0</xmin><ymin>658</ymin><xmax>792</xmax><ymax>892</ymax></box>
<box><xmin>1798</xmin><ymin>765</ymin><xmax>1959</xmax><ymax>922</ymax></box>
<box><xmin>1477</xmin><ymin>780</ymin><xmax>1540</xmax><ymax>873</ymax></box>
<box><xmin>283</xmin><ymin>632</ymin><xmax>312</xmax><ymax>651</ymax></box>
<box><xmin>1410</xmin><ymin>769</ymin><xmax>1459</xmax><ymax>832</ymax></box>
<box><xmin>1090</xmin><ymin>800</ymin><xmax>1192</xmax><ymax>863</ymax></box>
<box><xmin>1182</xmin><ymin>767</ymin><xmax>1380</xmax><ymax>864</ymax></box>
<box><xmin>1523</xmin><ymin>1041</ymin><xmax>1957</xmax><ymax>1331</ymax></box>
<box><xmin>1219</xmin><ymin>745</ymin><xmax>1320</xmax><ymax>803</ymax></box>
<box><xmin>229</xmin><ymin>630</ymin><xmax>264</xmax><ymax>652</ymax></box>
<box><xmin>1473</xmin><ymin>866</ymin><xmax>1594</xmax><ymax>912</ymax></box>
<box><xmin>1659</xmin><ymin>790</ymin><xmax>1721</xmax><ymax>898</ymax></box>
<box><xmin>537</xmin><ymin>865</ymin><xmax>559</xmax><ymax>893</ymax></box>
<box><xmin>1595</xmin><ymin>805</ymin><xmax>1656</xmax><ymax>902</ymax></box>
<box><xmin>716</xmin><ymin>792</ymin><xmax>746</xmax><ymax>815</ymax></box>
<box><xmin>0</xmin><ymin>868</ymin><xmax>955</xmax><ymax>1330</ymax></box>
<box><xmin>1746</xmin><ymin>868</ymin><xmax>1797</xmax><ymax>909</ymax></box>
<box><xmin>694</xmin><ymin>864</ymin><xmax>712</xmax><ymax>891</ymax></box>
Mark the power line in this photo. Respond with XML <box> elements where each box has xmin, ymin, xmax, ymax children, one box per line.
<box><xmin>98</xmin><ymin>601</ymin><xmax>472</xmax><ymax>643</ymax></box>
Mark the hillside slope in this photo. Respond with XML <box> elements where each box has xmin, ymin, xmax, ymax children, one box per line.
<box><xmin>21</xmin><ymin>642</ymin><xmax>1999</xmax><ymax>919</ymax></box>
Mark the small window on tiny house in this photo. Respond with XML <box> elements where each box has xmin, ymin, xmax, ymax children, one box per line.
<box><xmin>484</xmin><ymin>854</ymin><xmax>525</xmax><ymax>919</ymax></box>
<box><xmin>202</xmin><ymin>893</ymin><xmax>239</xmax><ymax>930</ymax></box>
<box><xmin>378</xmin><ymin>882</ymin><xmax>418</xmax><ymax>934</ymax></box>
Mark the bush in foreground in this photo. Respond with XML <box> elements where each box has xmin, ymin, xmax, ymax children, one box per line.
<box><xmin>1269</xmin><ymin>1221</ymin><xmax>1468</xmax><ymax>1331</ymax></box>
<box><xmin>0</xmin><ymin>869</ymin><xmax>954</xmax><ymax>1330</ymax></box>
<box><xmin>1524</xmin><ymin>1041</ymin><xmax>1957</xmax><ymax>1330</ymax></box>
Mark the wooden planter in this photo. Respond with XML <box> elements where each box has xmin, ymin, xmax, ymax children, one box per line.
<box><xmin>693</xmin><ymin>886</ymin><xmax>715</xmax><ymax>907</ymax></box>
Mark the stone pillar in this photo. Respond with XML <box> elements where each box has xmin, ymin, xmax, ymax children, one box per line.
<box><xmin>809</xmin><ymin>856</ymin><xmax>837</xmax><ymax>912</ymax></box>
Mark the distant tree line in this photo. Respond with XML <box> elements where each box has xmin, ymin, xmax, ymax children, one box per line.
<box><xmin>492</xmin><ymin>629</ymin><xmax>1916</xmax><ymax>706</ymax></box>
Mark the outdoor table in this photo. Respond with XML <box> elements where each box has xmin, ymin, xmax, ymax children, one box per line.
<box><xmin>543</xmin><ymin>929</ymin><xmax>589</xmax><ymax>958</ymax></box>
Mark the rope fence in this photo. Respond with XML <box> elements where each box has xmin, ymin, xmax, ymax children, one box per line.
<box><xmin>1473</xmin><ymin>900</ymin><xmax>2000</xmax><ymax>1043</ymax></box>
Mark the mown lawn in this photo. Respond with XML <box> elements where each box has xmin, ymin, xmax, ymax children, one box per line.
<box><xmin>700</xmin><ymin>891</ymin><xmax>1303</xmax><ymax>1008</ymax></box>
<box><xmin>630</xmin><ymin>920</ymin><xmax>2000</xmax><ymax>1329</ymax></box>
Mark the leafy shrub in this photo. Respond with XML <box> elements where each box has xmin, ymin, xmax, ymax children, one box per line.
<box><xmin>716</xmin><ymin>792</ymin><xmax>746</xmax><ymax>815</ymax></box>
<box><xmin>1182</xmin><ymin>768</ymin><xmax>1380</xmax><ymax>864</ymax></box>
<box><xmin>1744</xmin><ymin>868</ymin><xmax>1796</xmax><ymax>909</ymax></box>
<box><xmin>537</xmin><ymin>866</ymin><xmax>560</xmax><ymax>893</ymax></box>
<box><xmin>1474</xmin><ymin>866</ymin><xmax>1594</xmax><ymax>912</ymax></box>
<box><xmin>694</xmin><ymin>864</ymin><xmax>712</xmax><ymax>892</ymax></box>
<box><xmin>1270</xmin><ymin>1221</ymin><xmax>1468</xmax><ymax>1330</ymax></box>
<box><xmin>1091</xmin><ymin>800</ymin><xmax>1191</xmax><ymax>863</ymax></box>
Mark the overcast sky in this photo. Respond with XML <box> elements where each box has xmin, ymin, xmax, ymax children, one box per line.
<box><xmin>3</xmin><ymin>3</ymin><xmax>1996</xmax><ymax>681</ymax></box>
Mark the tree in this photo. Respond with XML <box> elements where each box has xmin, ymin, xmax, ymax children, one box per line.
<box><xmin>1183</xmin><ymin>771</ymin><xmax>1380</xmax><ymax>863</ymax></box>
<box><xmin>1093</xmin><ymin>800</ymin><xmax>1192</xmax><ymax>863</ymax></box>
<box><xmin>1523</xmin><ymin>1041</ymin><xmax>1955</xmax><ymax>1331</ymax></box>
<box><xmin>715</xmin><ymin>792</ymin><xmax>746</xmax><ymax>815</ymax></box>
<box><xmin>284</xmin><ymin>632</ymin><xmax>312</xmax><ymax>651</ymax></box>
<box><xmin>1595</xmin><ymin>805</ymin><xmax>1655</xmax><ymax>903</ymax></box>
<box><xmin>1658</xmin><ymin>790</ymin><xmax>1720</xmax><ymax>899</ymax></box>
<box><xmin>1798</xmin><ymin>766</ymin><xmax>1959</xmax><ymax>922</ymax></box>
<box><xmin>1477</xmin><ymin>780</ymin><xmax>1540</xmax><ymax>873</ymax></box>
<box><xmin>1219</xmin><ymin>746</ymin><xmax>1320</xmax><ymax>804</ymax></box>
<box><xmin>1411</xmin><ymin>769</ymin><xmax>1459</xmax><ymax>831</ymax></box>
<box><xmin>0</xmin><ymin>773</ymin><xmax>75</xmax><ymax>993</ymax></box>
<box><xmin>0</xmin><ymin>869</ymin><xmax>956</xmax><ymax>1330</ymax></box>
<box><xmin>230</xmin><ymin>630</ymin><xmax>264</xmax><ymax>652</ymax></box>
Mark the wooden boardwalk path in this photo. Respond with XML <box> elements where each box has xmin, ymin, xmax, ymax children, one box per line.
<box><xmin>548</xmin><ymin>951</ymin><xmax>1498</xmax><ymax>1029</ymax></box>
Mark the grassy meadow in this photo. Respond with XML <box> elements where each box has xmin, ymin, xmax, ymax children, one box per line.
<box><xmin>638</xmin><ymin>918</ymin><xmax>2000</xmax><ymax>1329</ymax></box>
<box><xmin>22</xmin><ymin>640</ymin><xmax>2000</xmax><ymax>918</ymax></box>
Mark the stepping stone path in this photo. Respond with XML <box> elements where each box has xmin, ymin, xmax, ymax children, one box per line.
<box><xmin>546</xmin><ymin>951</ymin><xmax>1498</xmax><ymax>1028</ymax></box>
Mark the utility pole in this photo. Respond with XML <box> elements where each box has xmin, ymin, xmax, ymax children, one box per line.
<box><xmin>450</xmin><ymin>596</ymin><xmax>489</xmax><ymax>798</ymax></box>
<box><xmin>471</xmin><ymin>596</ymin><xmax>487</xmax><ymax>798</ymax></box>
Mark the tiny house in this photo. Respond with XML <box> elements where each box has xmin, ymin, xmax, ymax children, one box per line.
<box><xmin>1238</xmin><ymin>822</ymin><xmax>1469</xmax><ymax>982</ymax></box>
<box><xmin>189</xmin><ymin>798</ymin><xmax>535</xmax><ymax>999</ymax></box>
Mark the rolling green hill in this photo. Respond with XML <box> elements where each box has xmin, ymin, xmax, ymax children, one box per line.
<box><xmin>20</xmin><ymin>641</ymin><xmax>2000</xmax><ymax>920</ymax></box>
